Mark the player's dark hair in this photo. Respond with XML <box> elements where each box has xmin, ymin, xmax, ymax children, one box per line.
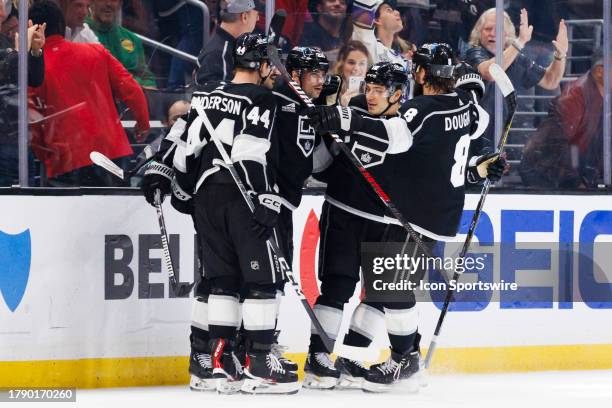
<box><xmin>425</xmin><ymin>76</ymin><xmax>455</xmax><ymax>94</ymax></box>
<box><xmin>29</xmin><ymin>0</ymin><xmax>66</xmax><ymax>38</ymax></box>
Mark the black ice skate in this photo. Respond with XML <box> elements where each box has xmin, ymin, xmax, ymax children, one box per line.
<box><xmin>241</xmin><ymin>350</ymin><xmax>301</xmax><ymax>394</ymax></box>
<box><xmin>303</xmin><ymin>351</ymin><xmax>340</xmax><ymax>389</ymax></box>
<box><xmin>334</xmin><ymin>357</ymin><xmax>369</xmax><ymax>389</ymax></box>
<box><xmin>272</xmin><ymin>331</ymin><xmax>298</xmax><ymax>372</ymax></box>
<box><xmin>189</xmin><ymin>350</ymin><xmax>216</xmax><ymax>391</ymax></box>
<box><xmin>210</xmin><ymin>338</ymin><xmax>243</xmax><ymax>394</ymax></box>
<box><xmin>362</xmin><ymin>348</ymin><xmax>420</xmax><ymax>393</ymax></box>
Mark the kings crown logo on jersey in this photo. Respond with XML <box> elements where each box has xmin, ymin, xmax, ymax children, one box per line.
<box><xmin>361</xmin><ymin>152</ymin><xmax>372</xmax><ymax>164</ymax></box>
<box><xmin>297</xmin><ymin>116</ymin><xmax>316</xmax><ymax>157</ymax></box>
<box><xmin>0</xmin><ymin>229</ymin><xmax>31</xmax><ymax>312</ymax></box>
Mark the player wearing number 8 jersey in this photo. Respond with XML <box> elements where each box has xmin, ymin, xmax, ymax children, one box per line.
<box><xmin>304</xmin><ymin>45</ymin><xmax>505</xmax><ymax>392</ymax></box>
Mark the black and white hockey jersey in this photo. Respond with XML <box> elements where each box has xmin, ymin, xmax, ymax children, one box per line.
<box><xmin>271</xmin><ymin>81</ymin><xmax>331</xmax><ymax>209</ymax></box>
<box><xmin>319</xmin><ymin>90</ymin><xmax>489</xmax><ymax>240</ymax></box>
<box><xmin>166</xmin><ymin>81</ymin><xmax>277</xmax><ymax>198</ymax></box>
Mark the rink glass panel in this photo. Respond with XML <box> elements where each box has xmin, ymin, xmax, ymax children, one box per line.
<box><xmin>5</xmin><ymin>1</ymin><xmax>609</xmax><ymax>192</ymax></box>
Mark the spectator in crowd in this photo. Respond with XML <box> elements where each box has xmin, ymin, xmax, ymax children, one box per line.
<box><xmin>330</xmin><ymin>40</ymin><xmax>371</xmax><ymax>106</ymax></box>
<box><xmin>164</xmin><ymin>99</ymin><xmax>190</xmax><ymax>128</ymax></box>
<box><xmin>0</xmin><ymin>1</ymin><xmax>45</xmax><ymax>86</ymax></box>
<box><xmin>1</xmin><ymin>0</ymin><xmax>17</xmax><ymax>41</ymax></box>
<box><xmin>60</xmin><ymin>0</ymin><xmax>99</xmax><ymax>43</ymax></box>
<box><xmin>28</xmin><ymin>0</ymin><xmax>150</xmax><ymax>187</ymax></box>
<box><xmin>507</xmin><ymin>1</ymin><xmax>568</xmax><ymax>124</ymax></box>
<box><xmin>299</xmin><ymin>0</ymin><xmax>348</xmax><ymax>53</ymax></box>
<box><xmin>1</xmin><ymin>0</ymin><xmax>45</xmax><ymax>186</ymax></box>
<box><xmin>465</xmin><ymin>8</ymin><xmax>568</xmax><ymax>146</ymax></box>
<box><xmin>352</xmin><ymin>0</ymin><xmax>409</xmax><ymax>68</ymax></box>
<box><xmin>520</xmin><ymin>49</ymin><xmax>607</xmax><ymax>189</ymax></box>
<box><xmin>194</xmin><ymin>0</ymin><xmax>258</xmax><ymax>85</ymax></box>
<box><xmin>130</xmin><ymin>98</ymin><xmax>190</xmax><ymax>187</ymax></box>
<box><xmin>87</xmin><ymin>0</ymin><xmax>157</xmax><ymax>89</ymax></box>
<box><xmin>153</xmin><ymin>0</ymin><xmax>203</xmax><ymax>89</ymax></box>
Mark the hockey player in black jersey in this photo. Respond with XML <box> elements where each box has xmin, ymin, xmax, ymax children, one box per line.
<box><xmin>305</xmin><ymin>45</ymin><xmax>506</xmax><ymax>392</ymax></box>
<box><xmin>141</xmin><ymin>32</ymin><xmax>299</xmax><ymax>395</ymax></box>
<box><xmin>271</xmin><ymin>47</ymin><xmax>332</xmax><ymax>253</ymax></box>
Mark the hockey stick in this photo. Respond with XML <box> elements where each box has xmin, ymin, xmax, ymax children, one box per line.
<box><xmin>153</xmin><ymin>190</ymin><xmax>196</xmax><ymax>297</ymax></box>
<box><xmin>423</xmin><ymin>64</ymin><xmax>517</xmax><ymax>369</ymax></box>
<box><xmin>90</xmin><ymin>145</ymin><xmax>155</xmax><ymax>181</ymax></box>
<box><xmin>193</xmin><ymin>103</ymin><xmax>379</xmax><ymax>362</ymax></box>
<box><xmin>90</xmin><ymin>150</ymin><xmax>194</xmax><ymax>297</ymax></box>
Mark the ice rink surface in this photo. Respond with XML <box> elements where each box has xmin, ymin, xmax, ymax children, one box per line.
<box><xmin>27</xmin><ymin>370</ymin><xmax>612</xmax><ymax>408</ymax></box>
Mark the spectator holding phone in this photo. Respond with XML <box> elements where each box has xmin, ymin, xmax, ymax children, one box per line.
<box><xmin>330</xmin><ymin>40</ymin><xmax>371</xmax><ymax>106</ymax></box>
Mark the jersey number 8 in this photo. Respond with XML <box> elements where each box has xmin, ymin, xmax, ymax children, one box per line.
<box><xmin>450</xmin><ymin>134</ymin><xmax>470</xmax><ymax>188</ymax></box>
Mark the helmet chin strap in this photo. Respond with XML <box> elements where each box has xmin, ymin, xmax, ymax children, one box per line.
<box><xmin>259</xmin><ymin>61</ymin><xmax>273</xmax><ymax>84</ymax></box>
<box><xmin>379</xmin><ymin>87</ymin><xmax>399</xmax><ymax>117</ymax></box>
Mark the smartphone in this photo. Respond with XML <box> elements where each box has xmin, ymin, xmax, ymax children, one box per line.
<box><xmin>348</xmin><ymin>76</ymin><xmax>364</xmax><ymax>93</ymax></box>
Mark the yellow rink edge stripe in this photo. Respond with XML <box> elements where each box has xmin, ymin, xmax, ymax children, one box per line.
<box><xmin>2</xmin><ymin>344</ymin><xmax>612</xmax><ymax>389</ymax></box>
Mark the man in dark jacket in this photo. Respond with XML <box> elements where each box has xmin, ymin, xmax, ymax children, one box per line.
<box><xmin>194</xmin><ymin>0</ymin><xmax>259</xmax><ymax>85</ymax></box>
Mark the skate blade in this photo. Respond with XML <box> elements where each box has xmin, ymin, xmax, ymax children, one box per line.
<box><xmin>336</xmin><ymin>374</ymin><xmax>363</xmax><ymax>390</ymax></box>
<box><xmin>241</xmin><ymin>378</ymin><xmax>301</xmax><ymax>395</ymax></box>
<box><xmin>302</xmin><ymin>373</ymin><xmax>338</xmax><ymax>390</ymax></box>
<box><xmin>189</xmin><ymin>375</ymin><xmax>216</xmax><ymax>392</ymax></box>
<box><xmin>215</xmin><ymin>378</ymin><xmax>244</xmax><ymax>394</ymax></box>
<box><xmin>362</xmin><ymin>377</ymin><xmax>419</xmax><ymax>394</ymax></box>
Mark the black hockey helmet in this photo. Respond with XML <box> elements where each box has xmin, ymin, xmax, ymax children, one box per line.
<box><xmin>234</xmin><ymin>32</ymin><xmax>269</xmax><ymax>70</ymax></box>
<box><xmin>285</xmin><ymin>46</ymin><xmax>329</xmax><ymax>74</ymax></box>
<box><xmin>412</xmin><ymin>42</ymin><xmax>455</xmax><ymax>79</ymax></box>
<box><xmin>365</xmin><ymin>61</ymin><xmax>409</xmax><ymax>94</ymax></box>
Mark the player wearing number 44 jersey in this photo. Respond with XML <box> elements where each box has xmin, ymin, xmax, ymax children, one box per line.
<box><xmin>141</xmin><ymin>32</ymin><xmax>300</xmax><ymax>395</ymax></box>
<box><xmin>304</xmin><ymin>44</ymin><xmax>506</xmax><ymax>392</ymax></box>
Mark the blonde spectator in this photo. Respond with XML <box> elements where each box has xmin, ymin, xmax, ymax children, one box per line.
<box><xmin>465</xmin><ymin>8</ymin><xmax>568</xmax><ymax>146</ymax></box>
<box><xmin>466</xmin><ymin>8</ymin><xmax>567</xmax><ymax>88</ymax></box>
<box><xmin>330</xmin><ymin>40</ymin><xmax>371</xmax><ymax>106</ymax></box>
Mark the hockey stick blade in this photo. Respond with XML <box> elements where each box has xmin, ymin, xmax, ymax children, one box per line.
<box><xmin>488</xmin><ymin>64</ymin><xmax>514</xmax><ymax>97</ymax></box>
<box><xmin>154</xmin><ymin>190</ymin><xmax>194</xmax><ymax>297</ymax></box>
<box><xmin>333</xmin><ymin>343</ymin><xmax>380</xmax><ymax>362</ymax></box>
<box><xmin>90</xmin><ymin>151</ymin><xmax>124</xmax><ymax>180</ymax></box>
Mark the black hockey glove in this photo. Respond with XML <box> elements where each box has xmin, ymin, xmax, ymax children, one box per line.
<box><xmin>455</xmin><ymin>61</ymin><xmax>485</xmax><ymax>101</ymax></box>
<box><xmin>321</xmin><ymin>75</ymin><xmax>341</xmax><ymax>98</ymax></box>
<box><xmin>170</xmin><ymin>178</ymin><xmax>193</xmax><ymax>215</ymax></box>
<box><xmin>141</xmin><ymin>161</ymin><xmax>174</xmax><ymax>206</ymax></box>
<box><xmin>305</xmin><ymin>105</ymin><xmax>362</xmax><ymax>134</ymax></box>
<box><xmin>251</xmin><ymin>193</ymin><xmax>282</xmax><ymax>240</ymax></box>
<box><xmin>467</xmin><ymin>153</ymin><xmax>507</xmax><ymax>183</ymax></box>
